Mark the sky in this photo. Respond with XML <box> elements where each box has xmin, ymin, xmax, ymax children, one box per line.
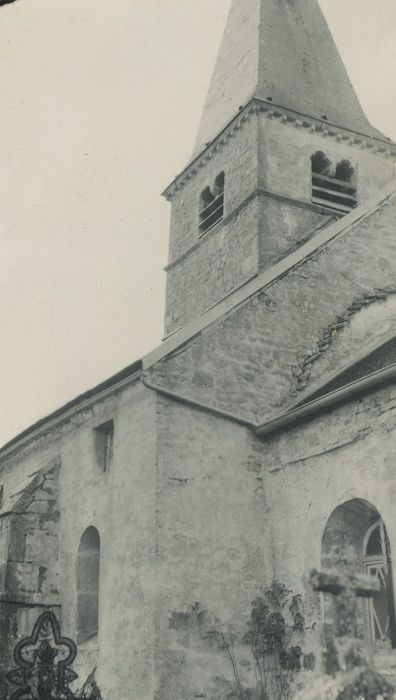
<box><xmin>0</xmin><ymin>0</ymin><xmax>395</xmax><ymax>445</ymax></box>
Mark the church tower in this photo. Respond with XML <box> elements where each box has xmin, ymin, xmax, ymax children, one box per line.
<box><xmin>163</xmin><ymin>0</ymin><xmax>396</xmax><ymax>336</ymax></box>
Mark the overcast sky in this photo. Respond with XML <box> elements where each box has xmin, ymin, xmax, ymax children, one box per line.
<box><xmin>0</xmin><ymin>0</ymin><xmax>395</xmax><ymax>445</ymax></box>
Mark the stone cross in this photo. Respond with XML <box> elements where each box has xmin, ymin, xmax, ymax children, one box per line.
<box><xmin>294</xmin><ymin>547</ymin><xmax>395</xmax><ymax>700</ymax></box>
<box><xmin>310</xmin><ymin>546</ymin><xmax>380</xmax><ymax>673</ymax></box>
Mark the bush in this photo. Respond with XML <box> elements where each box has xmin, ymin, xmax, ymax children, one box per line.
<box><xmin>221</xmin><ymin>582</ymin><xmax>314</xmax><ymax>700</ymax></box>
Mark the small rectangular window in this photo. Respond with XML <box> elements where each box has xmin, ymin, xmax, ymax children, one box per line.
<box><xmin>94</xmin><ymin>420</ymin><xmax>114</xmax><ymax>473</ymax></box>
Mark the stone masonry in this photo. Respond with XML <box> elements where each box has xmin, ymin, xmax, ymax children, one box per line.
<box><xmin>1</xmin><ymin>1</ymin><xmax>396</xmax><ymax>699</ymax></box>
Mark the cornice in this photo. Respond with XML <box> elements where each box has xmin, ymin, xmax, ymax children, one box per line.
<box><xmin>162</xmin><ymin>98</ymin><xmax>396</xmax><ymax>201</ymax></box>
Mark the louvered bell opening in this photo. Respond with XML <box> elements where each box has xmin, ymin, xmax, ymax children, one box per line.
<box><xmin>199</xmin><ymin>192</ymin><xmax>224</xmax><ymax>234</ymax></box>
<box><xmin>312</xmin><ymin>173</ymin><xmax>357</xmax><ymax>213</ymax></box>
<box><xmin>311</xmin><ymin>152</ymin><xmax>357</xmax><ymax>214</ymax></box>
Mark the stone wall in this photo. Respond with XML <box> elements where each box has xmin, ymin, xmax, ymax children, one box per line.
<box><xmin>0</xmin><ymin>456</ymin><xmax>61</xmax><ymax>665</ymax></box>
<box><xmin>151</xmin><ymin>191</ymin><xmax>396</xmax><ymax>425</ymax></box>
<box><xmin>154</xmin><ymin>395</ymin><xmax>273</xmax><ymax>699</ymax></box>
<box><xmin>51</xmin><ymin>380</ymin><xmax>157</xmax><ymax>700</ymax></box>
<box><xmin>263</xmin><ymin>381</ymin><xmax>396</xmax><ymax>664</ymax></box>
<box><xmin>151</xmin><ymin>354</ymin><xmax>396</xmax><ymax>698</ymax></box>
<box><xmin>296</xmin><ymin>292</ymin><xmax>396</xmax><ymax>397</ymax></box>
<box><xmin>263</xmin><ymin>380</ymin><xmax>396</xmax><ymax>574</ymax></box>
<box><xmin>164</xmin><ymin>105</ymin><xmax>395</xmax><ymax>336</ymax></box>
<box><xmin>259</xmin><ymin>113</ymin><xmax>394</xmax><ymax>205</ymax></box>
<box><xmin>165</xmin><ymin>118</ymin><xmax>260</xmax><ymax>335</ymax></box>
<box><xmin>257</xmin><ymin>112</ymin><xmax>395</xmax><ymax>270</ymax></box>
<box><xmin>165</xmin><ymin>197</ymin><xmax>260</xmax><ymax>334</ymax></box>
<box><xmin>0</xmin><ymin>380</ymin><xmax>158</xmax><ymax>700</ymax></box>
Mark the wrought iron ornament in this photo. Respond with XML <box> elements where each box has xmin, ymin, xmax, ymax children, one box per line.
<box><xmin>6</xmin><ymin>611</ymin><xmax>79</xmax><ymax>700</ymax></box>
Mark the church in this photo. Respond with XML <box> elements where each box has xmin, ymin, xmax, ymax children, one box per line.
<box><xmin>1</xmin><ymin>1</ymin><xmax>396</xmax><ymax>698</ymax></box>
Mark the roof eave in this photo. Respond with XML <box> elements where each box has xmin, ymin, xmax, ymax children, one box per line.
<box><xmin>0</xmin><ymin>360</ymin><xmax>143</xmax><ymax>460</ymax></box>
<box><xmin>255</xmin><ymin>363</ymin><xmax>396</xmax><ymax>438</ymax></box>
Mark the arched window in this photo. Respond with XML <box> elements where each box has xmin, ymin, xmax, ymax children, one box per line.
<box><xmin>199</xmin><ymin>186</ymin><xmax>214</xmax><ymax>213</ymax></box>
<box><xmin>364</xmin><ymin>520</ymin><xmax>395</xmax><ymax>646</ymax></box>
<box><xmin>335</xmin><ymin>159</ymin><xmax>355</xmax><ymax>182</ymax></box>
<box><xmin>213</xmin><ymin>171</ymin><xmax>225</xmax><ymax>196</ymax></box>
<box><xmin>322</xmin><ymin>499</ymin><xmax>396</xmax><ymax>650</ymax></box>
<box><xmin>77</xmin><ymin>526</ymin><xmax>100</xmax><ymax>644</ymax></box>
<box><xmin>311</xmin><ymin>152</ymin><xmax>357</xmax><ymax>214</ymax></box>
<box><xmin>199</xmin><ymin>172</ymin><xmax>225</xmax><ymax>235</ymax></box>
<box><xmin>311</xmin><ymin>150</ymin><xmax>332</xmax><ymax>178</ymax></box>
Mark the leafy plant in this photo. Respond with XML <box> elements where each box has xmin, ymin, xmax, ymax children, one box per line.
<box><xmin>220</xmin><ymin>582</ymin><xmax>314</xmax><ymax>700</ymax></box>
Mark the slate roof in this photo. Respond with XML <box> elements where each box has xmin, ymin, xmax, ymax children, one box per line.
<box><xmin>193</xmin><ymin>0</ymin><xmax>387</xmax><ymax>157</ymax></box>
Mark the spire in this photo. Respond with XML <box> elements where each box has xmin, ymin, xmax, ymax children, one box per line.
<box><xmin>193</xmin><ymin>0</ymin><xmax>385</xmax><ymax>157</ymax></box>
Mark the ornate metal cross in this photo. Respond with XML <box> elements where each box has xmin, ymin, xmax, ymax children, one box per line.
<box><xmin>6</xmin><ymin>611</ymin><xmax>79</xmax><ymax>700</ymax></box>
<box><xmin>310</xmin><ymin>546</ymin><xmax>381</xmax><ymax>673</ymax></box>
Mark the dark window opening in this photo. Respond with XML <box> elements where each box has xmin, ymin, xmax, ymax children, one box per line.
<box><xmin>311</xmin><ymin>151</ymin><xmax>357</xmax><ymax>214</ymax></box>
<box><xmin>366</xmin><ymin>525</ymin><xmax>383</xmax><ymax>557</ymax></box>
<box><xmin>94</xmin><ymin>420</ymin><xmax>114</xmax><ymax>473</ymax></box>
<box><xmin>77</xmin><ymin>526</ymin><xmax>100</xmax><ymax>644</ymax></box>
<box><xmin>199</xmin><ymin>172</ymin><xmax>224</xmax><ymax>235</ymax></box>
<box><xmin>335</xmin><ymin>159</ymin><xmax>355</xmax><ymax>182</ymax></box>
